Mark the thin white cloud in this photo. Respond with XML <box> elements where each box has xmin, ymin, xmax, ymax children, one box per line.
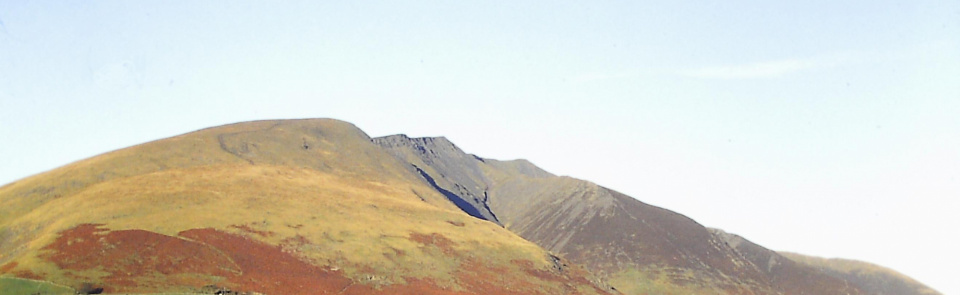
<box><xmin>682</xmin><ymin>59</ymin><xmax>819</xmax><ymax>79</ymax></box>
<box><xmin>570</xmin><ymin>72</ymin><xmax>633</xmax><ymax>83</ymax></box>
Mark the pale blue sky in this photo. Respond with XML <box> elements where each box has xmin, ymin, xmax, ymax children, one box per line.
<box><xmin>1</xmin><ymin>1</ymin><xmax>958</xmax><ymax>293</ymax></box>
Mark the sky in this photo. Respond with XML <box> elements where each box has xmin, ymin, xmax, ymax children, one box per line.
<box><xmin>1</xmin><ymin>1</ymin><xmax>958</xmax><ymax>293</ymax></box>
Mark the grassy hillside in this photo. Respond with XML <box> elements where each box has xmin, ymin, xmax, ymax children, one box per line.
<box><xmin>0</xmin><ymin>277</ymin><xmax>74</xmax><ymax>295</ymax></box>
<box><xmin>0</xmin><ymin>119</ymin><xmax>612</xmax><ymax>294</ymax></box>
<box><xmin>780</xmin><ymin>252</ymin><xmax>941</xmax><ymax>295</ymax></box>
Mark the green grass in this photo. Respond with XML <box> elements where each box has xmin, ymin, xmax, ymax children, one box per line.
<box><xmin>0</xmin><ymin>277</ymin><xmax>74</xmax><ymax>295</ymax></box>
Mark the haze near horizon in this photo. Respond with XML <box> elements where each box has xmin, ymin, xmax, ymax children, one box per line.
<box><xmin>1</xmin><ymin>1</ymin><xmax>956</xmax><ymax>293</ymax></box>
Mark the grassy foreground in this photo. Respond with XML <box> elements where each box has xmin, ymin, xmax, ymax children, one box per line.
<box><xmin>0</xmin><ymin>277</ymin><xmax>74</xmax><ymax>295</ymax></box>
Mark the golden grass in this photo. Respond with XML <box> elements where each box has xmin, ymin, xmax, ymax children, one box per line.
<box><xmin>0</xmin><ymin>119</ymin><xmax>588</xmax><ymax>293</ymax></box>
<box><xmin>6</xmin><ymin>164</ymin><xmax>549</xmax><ymax>287</ymax></box>
<box><xmin>0</xmin><ymin>119</ymin><xmax>462</xmax><ymax>226</ymax></box>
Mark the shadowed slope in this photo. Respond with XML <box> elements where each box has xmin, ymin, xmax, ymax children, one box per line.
<box><xmin>0</xmin><ymin>119</ymin><xmax>612</xmax><ymax>294</ymax></box>
<box><xmin>382</xmin><ymin>135</ymin><xmax>869</xmax><ymax>295</ymax></box>
<box><xmin>485</xmin><ymin>175</ymin><xmax>781</xmax><ymax>294</ymax></box>
<box><xmin>780</xmin><ymin>252</ymin><xmax>942</xmax><ymax>295</ymax></box>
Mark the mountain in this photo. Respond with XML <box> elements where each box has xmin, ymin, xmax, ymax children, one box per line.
<box><xmin>0</xmin><ymin>119</ymin><xmax>611</xmax><ymax>294</ymax></box>
<box><xmin>0</xmin><ymin>118</ymin><xmax>938</xmax><ymax>294</ymax></box>
<box><xmin>779</xmin><ymin>252</ymin><xmax>942</xmax><ymax>295</ymax></box>
<box><xmin>374</xmin><ymin>133</ymin><xmax>864</xmax><ymax>295</ymax></box>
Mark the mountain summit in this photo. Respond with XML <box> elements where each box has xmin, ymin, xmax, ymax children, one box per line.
<box><xmin>0</xmin><ymin>119</ymin><xmax>939</xmax><ymax>295</ymax></box>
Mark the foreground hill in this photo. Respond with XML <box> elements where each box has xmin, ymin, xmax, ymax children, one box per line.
<box><xmin>0</xmin><ymin>119</ymin><xmax>611</xmax><ymax>294</ymax></box>
<box><xmin>779</xmin><ymin>252</ymin><xmax>942</xmax><ymax>295</ymax></box>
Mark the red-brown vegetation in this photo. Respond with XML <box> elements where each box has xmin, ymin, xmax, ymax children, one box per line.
<box><xmin>14</xmin><ymin>270</ymin><xmax>44</xmax><ymax>280</ymax></box>
<box><xmin>409</xmin><ymin>232</ymin><xmax>457</xmax><ymax>255</ymax></box>
<box><xmin>229</xmin><ymin>224</ymin><xmax>277</xmax><ymax>238</ymax></box>
<box><xmin>33</xmin><ymin>224</ymin><xmax>607</xmax><ymax>294</ymax></box>
<box><xmin>279</xmin><ymin>234</ymin><xmax>311</xmax><ymax>254</ymax></box>
<box><xmin>179</xmin><ymin>228</ymin><xmax>352</xmax><ymax>294</ymax></box>
<box><xmin>0</xmin><ymin>261</ymin><xmax>17</xmax><ymax>273</ymax></box>
<box><xmin>40</xmin><ymin>224</ymin><xmax>238</xmax><ymax>291</ymax></box>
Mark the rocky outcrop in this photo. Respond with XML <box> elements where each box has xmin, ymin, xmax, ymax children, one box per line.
<box><xmin>373</xmin><ymin>135</ymin><xmax>502</xmax><ymax>225</ymax></box>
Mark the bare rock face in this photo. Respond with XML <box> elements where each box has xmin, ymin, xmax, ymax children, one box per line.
<box><xmin>373</xmin><ymin>134</ymin><xmax>502</xmax><ymax>225</ymax></box>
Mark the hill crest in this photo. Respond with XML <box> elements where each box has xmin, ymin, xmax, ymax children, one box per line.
<box><xmin>0</xmin><ymin>119</ymin><xmax>613</xmax><ymax>294</ymax></box>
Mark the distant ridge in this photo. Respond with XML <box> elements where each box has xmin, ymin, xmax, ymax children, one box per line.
<box><xmin>780</xmin><ymin>252</ymin><xmax>942</xmax><ymax>295</ymax></box>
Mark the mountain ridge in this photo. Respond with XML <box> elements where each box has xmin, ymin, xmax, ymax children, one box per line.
<box><xmin>0</xmin><ymin>118</ymin><xmax>939</xmax><ymax>295</ymax></box>
<box><xmin>371</xmin><ymin>127</ymin><xmax>935</xmax><ymax>295</ymax></box>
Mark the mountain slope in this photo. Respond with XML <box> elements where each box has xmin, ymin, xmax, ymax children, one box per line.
<box><xmin>374</xmin><ymin>134</ymin><xmax>868</xmax><ymax>295</ymax></box>
<box><xmin>0</xmin><ymin>119</ymin><xmax>611</xmax><ymax>294</ymax></box>
<box><xmin>780</xmin><ymin>252</ymin><xmax>942</xmax><ymax>295</ymax></box>
<box><xmin>709</xmin><ymin>229</ymin><xmax>862</xmax><ymax>295</ymax></box>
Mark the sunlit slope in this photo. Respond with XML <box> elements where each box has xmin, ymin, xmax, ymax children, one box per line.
<box><xmin>780</xmin><ymin>252</ymin><xmax>942</xmax><ymax>295</ymax></box>
<box><xmin>375</xmin><ymin>134</ymin><xmax>867</xmax><ymax>295</ymax></box>
<box><xmin>0</xmin><ymin>119</ymin><xmax>457</xmax><ymax>226</ymax></box>
<box><xmin>0</xmin><ymin>119</ymin><xmax>612</xmax><ymax>294</ymax></box>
